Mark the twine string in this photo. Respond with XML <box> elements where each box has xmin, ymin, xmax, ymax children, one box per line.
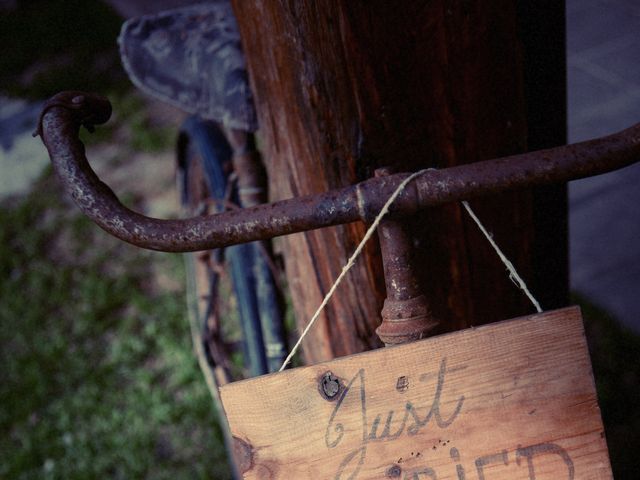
<box><xmin>278</xmin><ymin>170</ymin><xmax>428</xmax><ymax>371</ymax></box>
<box><xmin>461</xmin><ymin>200</ymin><xmax>543</xmax><ymax>313</ymax></box>
<box><xmin>279</xmin><ymin>170</ymin><xmax>543</xmax><ymax>372</ymax></box>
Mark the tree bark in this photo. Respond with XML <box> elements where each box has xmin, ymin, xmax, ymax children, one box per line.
<box><xmin>231</xmin><ymin>0</ymin><xmax>567</xmax><ymax>364</ymax></box>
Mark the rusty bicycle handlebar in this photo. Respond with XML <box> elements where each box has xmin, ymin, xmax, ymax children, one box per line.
<box><xmin>36</xmin><ymin>91</ymin><xmax>640</xmax><ymax>253</ymax></box>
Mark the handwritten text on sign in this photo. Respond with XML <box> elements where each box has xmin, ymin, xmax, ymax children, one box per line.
<box><xmin>326</xmin><ymin>359</ymin><xmax>573</xmax><ymax>479</ymax></box>
<box><xmin>220</xmin><ymin>308</ymin><xmax>612</xmax><ymax>479</ymax></box>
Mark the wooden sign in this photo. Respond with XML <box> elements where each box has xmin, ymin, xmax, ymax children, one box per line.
<box><xmin>220</xmin><ymin>307</ymin><xmax>612</xmax><ymax>479</ymax></box>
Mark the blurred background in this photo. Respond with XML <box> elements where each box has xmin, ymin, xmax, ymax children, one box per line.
<box><xmin>1</xmin><ymin>0</ymin><xmax>638</xmax><ymax>478</ymax></box>
<box><xmin>0</xmin><ymin>1</ymin><xmax>233</xmax><ymax>479</ymax></box>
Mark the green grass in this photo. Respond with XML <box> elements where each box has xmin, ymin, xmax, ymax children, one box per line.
<box><xmin>0</xmin><ymin>173</ymin><xmax>231</xmax><ymax>479</ymax></box>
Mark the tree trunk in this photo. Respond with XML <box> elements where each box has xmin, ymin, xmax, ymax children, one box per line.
<box><xmin>231</xmin><ymin>0</ymin><xmax>567</xmax><ymax>364</ymax></box>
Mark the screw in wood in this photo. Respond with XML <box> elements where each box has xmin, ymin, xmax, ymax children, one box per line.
<box><xmin>320</xmin><ymin>372</ymin><xmax>341</xmax><ymax>400</ymax></box>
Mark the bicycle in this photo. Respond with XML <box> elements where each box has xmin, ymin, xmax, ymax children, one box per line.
<box><xmin>35</xmin><ymin>3</ymin><xmax>640</xmax><ymax>478</ymax></box>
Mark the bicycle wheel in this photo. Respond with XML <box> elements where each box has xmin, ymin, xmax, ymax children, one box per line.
<box><xmin>178</xmin><ymin>116</ymin><xmax>273</xmax><ymax>380</ymax></box>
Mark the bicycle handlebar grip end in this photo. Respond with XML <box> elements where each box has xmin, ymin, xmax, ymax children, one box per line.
<box><xmin>34</xmin><ymin>91</ymin><xmax>112</xmax><ymax>139</ymax></box>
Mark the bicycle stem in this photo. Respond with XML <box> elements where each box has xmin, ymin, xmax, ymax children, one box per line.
<box><xmin>37</xmin><ymin>91</ymin><xmax>640</xmax><ymax>253</ymax></box>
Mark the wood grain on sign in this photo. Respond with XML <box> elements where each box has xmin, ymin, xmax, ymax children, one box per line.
<box><xmin>220</xmin><ymin>307</ymin><xmax>612</xmax><ymax>479</ymax></box>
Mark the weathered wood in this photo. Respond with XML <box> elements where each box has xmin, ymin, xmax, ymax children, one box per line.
<box><xmin>232</xmin><ymin>1</ymin><xmax>567</xmax><ymax>363</ymax></box>
<box><xmin>221</xmin><ymin>307</ymin><xmax>611</xmax><ymax>479</ymax></box>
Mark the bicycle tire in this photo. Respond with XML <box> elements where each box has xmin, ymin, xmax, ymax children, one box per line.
<box><xmin>178</xmin><ymin>116</ymin><xmax>266</xmax><ymax>378</ymax></box>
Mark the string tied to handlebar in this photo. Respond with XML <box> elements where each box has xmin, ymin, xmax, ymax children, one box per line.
<box><xmin>279</xmin><ymin>169</ymin><xmax>543</xmax><ymax>372</ymax></box>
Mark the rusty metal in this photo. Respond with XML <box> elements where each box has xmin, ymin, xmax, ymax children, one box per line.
<box><xmin>374</xmin><ymin>168</ymin><xmax>439</xmax><ymax>346</ymax></box>
<box><xmin>224</xmin><ymin>129</ymin><xmax>268</xmax><ymax>208</ymax></box>
<box><xmin>37</xmin><ymin>91</ymin><xmax>640</xmax><ymax>253</ymax></box>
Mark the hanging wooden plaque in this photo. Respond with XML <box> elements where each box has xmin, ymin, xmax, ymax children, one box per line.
<box><xmin>220</xmin><ymin>307</ymin><xmax>612</xmax><ymax>479</ymax></box>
